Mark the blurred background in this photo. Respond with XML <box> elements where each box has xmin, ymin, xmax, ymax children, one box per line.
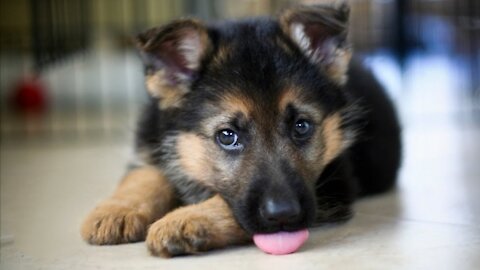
<box><xmin>1</xmin><ymin>1</ymin><xmax>479</xmax><ymax>268</ymax></box>
<box><xmin>0</xmin><ymin>0</ymin><xmax>478</xmax><ymax>144</ymax></box>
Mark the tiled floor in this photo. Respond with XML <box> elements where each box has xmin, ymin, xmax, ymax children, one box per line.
<box><xmin>1</xmin><ymin>54</ymin><xmax>479</xmax><ymax>269</ymax></box>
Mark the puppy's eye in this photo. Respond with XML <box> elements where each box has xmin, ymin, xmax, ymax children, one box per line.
<box><xmin>216</xmin><ymin>129</ymin><xmax>243</xmax><ymax>151</ymax></box>
<box><xmin>293</xmin><ymin>119</ymin><xmax>313</xmax><ymax>140</ymax></box>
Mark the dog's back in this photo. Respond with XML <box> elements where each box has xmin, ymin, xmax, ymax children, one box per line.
<box><xmin>346</xmin><ymin>59</ymin><xmax>401</xmax><ymax>195</ymax></box>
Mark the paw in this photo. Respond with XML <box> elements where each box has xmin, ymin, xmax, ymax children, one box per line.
<box><xmin>81</xmin><ymin>204</ymin><xmax>148</xmax><ymax>245</ymax></box>
<box><xmin>146</xmin><ymin>215</ymin><xmax>214</xmax><ymax>257</ymax></box>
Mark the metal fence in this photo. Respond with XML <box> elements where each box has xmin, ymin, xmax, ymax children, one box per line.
<box><xmin>0</xmin><ymin>0</ymin><xmax>478</xmax><ymax>142</ymax></box>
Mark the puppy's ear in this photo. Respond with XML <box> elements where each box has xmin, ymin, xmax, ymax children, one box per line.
<box><xmin>135</xmin><ymin>19</ymin><xmax>211</xmax><ymax>109</ymax></box>
<box><xmin>279</xmin><ymin>4</ymin><xmax>352</xmax><ymax>85</ymax></box>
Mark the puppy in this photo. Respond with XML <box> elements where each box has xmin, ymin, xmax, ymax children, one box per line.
<box><xmin>81</xmin><ymin>3</ymin><xmax>401</xmax><ymax>257</ymax></box>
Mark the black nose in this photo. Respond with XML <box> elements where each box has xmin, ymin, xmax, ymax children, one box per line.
<box><xmin>260</xmin><ymin>196</ymin><xmax>301</xmax><ymax>225</ymax></box>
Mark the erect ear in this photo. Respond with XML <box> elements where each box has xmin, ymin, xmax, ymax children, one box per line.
<box><xmin>279</xmin><ymin>4</ymin><xmax>352</xmax><ymax>85</ymax></box>
<box><xmin>135</xmin><ymin>19</ymin><xmax>212</xmax><ymax>109</ymax></box>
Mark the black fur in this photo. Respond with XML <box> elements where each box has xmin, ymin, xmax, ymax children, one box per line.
<box><xmin>135</xmin><ymin>15</ymin><xmax>401</xmax><ymax>234</ymax></box>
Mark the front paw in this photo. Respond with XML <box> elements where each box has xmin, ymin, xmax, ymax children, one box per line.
<box><xmin>146</xmin><ymin>215</ymin><xmax>213</xmax><ymax>257</ymax></box>
<box><xmin>81</xmin><ymin>204</ymin><xmax>148</xmax><ymax>245</ymax></box>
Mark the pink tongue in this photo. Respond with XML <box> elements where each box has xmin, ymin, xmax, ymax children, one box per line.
<box><xmin>253</xmin><ymin>229</ymin><xmax>309</xmax><ymax>255</ymax></box>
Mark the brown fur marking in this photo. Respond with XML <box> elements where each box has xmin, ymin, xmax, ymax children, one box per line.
<box><xmin>278</xmin><ymin>87</ymin><xmax>301</xmax><ymax>112</ymax></box>
<box><xmin>176</xmin><ymin>132</ymin><xmax>215</xmax><ymax>185</ymax></box>
<box><xmin>278</xmin><ymin>87</ymin><xmax>324</xmax><ymax>120</ymax></box>
<box><xmin>220</xmin><ymin>92</ymin><xmax>253</xmax><ymax>118</ymax></box>
<box><xmin>321</xmin><ymin>113</ymin><xmax>344</xmax><ymax>165</ymax></box>
<box><xmin>81</xmin><ymin>166</ymin><xmax>177</xmax><ymax>244</ymax></box>
<box><xmin>199</xmin><ymin>92</ymin><xmax>254</xmax><ymax>137</ymax></box>
<box><xmin>146</xmin><ymin>195</ymin><xmax>249</xmax><ymax>257</ymax></box>
<box><xmin>145</xmin><ymin>70</ymin><xmax>189</xmax><ymax>109</ymax></box>
<box><xmin>326</xmin><ymin>48</ymin><xmax>352</xmax><ymax>85</ymax></box>
<box><xmin>212</xmin><ymin>44</ymin><xmax>232</xmax><ymax>65</ymax></box>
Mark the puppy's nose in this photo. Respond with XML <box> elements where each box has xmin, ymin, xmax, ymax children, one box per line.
<box><xmin>260</xmin><ymin>196</ymin><xmax>301</xmax><ymax>225</ymax></box>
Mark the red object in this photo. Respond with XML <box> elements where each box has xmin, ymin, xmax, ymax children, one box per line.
<box><xmin>12</xmin><ymin>75</ymin><xmax>48</xmax><ymax>114</ymax></box>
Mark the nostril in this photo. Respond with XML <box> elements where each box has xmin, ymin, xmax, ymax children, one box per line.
<box><xmin>260</xmin><ymin>197</ymin><xmax>301</xmax><ymax>224</ymax></box>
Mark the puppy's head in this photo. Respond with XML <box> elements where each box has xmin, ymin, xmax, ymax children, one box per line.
<box><xmin>136</xmin><ymin>4</ymin><xmax>356</xmax><ymax>234</ymax></box>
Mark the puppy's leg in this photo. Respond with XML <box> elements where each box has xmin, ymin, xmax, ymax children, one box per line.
<box><xmin>147</xmin><ymin>194</ymin><xmax>250</xmax><ymax>257</ymax></box>
<box><xmin>81</xmin><ymin>166</ymin><xmax>177</xmax><ymax>245</ymax></box>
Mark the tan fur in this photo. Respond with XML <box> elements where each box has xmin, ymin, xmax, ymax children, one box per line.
<box><xmin>212</xmin><ymin>44</ymin><xmax>232</xmax><ymax>65</ymax></box>
<box><xmin>220</xmin><ymin>92</ymin><xmax>253</xmax><ymax>118</ymax></box>
<box><xmin>176</xmin><ymin>132</ymin><xmax>214</xmax><ymax>185</ymax></box>
<box><xmin>176</xmin><ymin>131</ymin><xmax>248</xmax><ymax>194</ymax></box>
<box><xmin>321</xmin><ymin>113</ymin><xmax>344</xmax><ymax>165</ymax></box>
<box><xmin>326</xmin><ymin>48</ymin><xmax>352</xmax><ymax>85</ymax></box>
<box><xmin>297</xmin><ymin>114</ymin><xmax>346</xmax><ymax>181</ymax></box>
<box><xmin>278</xmin><ymin>87</ymin><xmax>301</xmax><ymax>112</ymax></box>
<box><xmin>199</xmin><ymin>92</ymin><xmax>254</xmax><ymax>137</ymax></box>
<box><xmin>145</xmin><ymin>70</ymin><xmax>189</xmax><ymax>109</ymax></box>
<box><xmin>278</xmin><ymin>87</ymin><xmax>325</xmax><ymax>121</ymax></box>
<box><xmin>146</xmin><ymin>195</ymin><xmax>249</xmax><ymax>257</ymax></box>
<box><xmin>81</xmin><ymin>166</ymin><xmax>177</xmax><ymax>244</ymax></box>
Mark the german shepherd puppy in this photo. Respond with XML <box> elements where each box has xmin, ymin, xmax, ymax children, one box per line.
<box><xmin>81</xmin><ymin>3</ymin><xmax>401</xmax><ymax>257</ymax></box>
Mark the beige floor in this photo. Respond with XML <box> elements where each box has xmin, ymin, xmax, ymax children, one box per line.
<box><xmin>1</xmin><ymin>55</ymin><xmax>480</xmax><ymax>269</ymax></box>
